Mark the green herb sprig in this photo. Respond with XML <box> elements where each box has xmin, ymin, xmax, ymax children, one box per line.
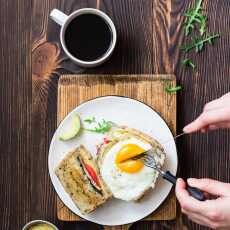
<box><xmin>182</xmin><ymin>58</ymin><xmax>196</xmax><ymax>69</ymax></box>
<box><xmin>184</xmin><ymin>0</ymin><xmax>206</xmax><ymax>36</ymax></box>
<box><xmin>84</xmin><ymin>119</ymin><xmax>115</xmax><ymax>134</ymax></box>
<box><xmin>165</xmin><ymin>85</ymin><xmax>182</xmax><ymax>94</ymax></box>
<box><xmin>84</xmin><ymin>117</ymin><xmax>96</xmax><ymax>124</ymax></box>
<box><xmin>164</xmin><ymin>81</ymin><xmax>182</xmax><ymax>94</ymax></box>
<box><xmin>181</xmin><ymin>33</ymin><xmax>220</xmax><ymax>53</ymax></box>
<box><xmin>181</xmin><ymin>0</ymin><xmax>220</xmax><ymax>83</ymax></box>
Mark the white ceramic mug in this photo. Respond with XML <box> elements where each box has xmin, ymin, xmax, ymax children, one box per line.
<box><xmin>50</xmin><ymin>8</ymin><xmax>117</xmax><ymax>68</ymax></box>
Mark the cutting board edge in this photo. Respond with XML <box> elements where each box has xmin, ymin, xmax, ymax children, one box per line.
<box><xmin>58</xmin><ymin>74</ymin><xmax>176</xmax><ymax>85</ymax></box>
<box><xmin>56</xmin><ymin>74</ymin><xmax>177</xmax><ymax>222</ymax></box>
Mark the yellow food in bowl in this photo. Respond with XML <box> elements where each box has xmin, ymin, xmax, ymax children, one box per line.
<box><xmin>29</xmin><ymin>224</ymin><xmax>55</xmax><ymax>230</ymax></box>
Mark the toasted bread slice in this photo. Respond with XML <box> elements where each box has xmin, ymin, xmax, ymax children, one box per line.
<box><xmin>55</xmin><ymin>145</ymin><xmax>112</xmax><ymax>214</ymax></box>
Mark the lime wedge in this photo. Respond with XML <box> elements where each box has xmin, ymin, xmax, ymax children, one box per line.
<box><xmin>59</xmin><ymin>113</ymin><xmax>81</xmax><ymax>141</ymax></box>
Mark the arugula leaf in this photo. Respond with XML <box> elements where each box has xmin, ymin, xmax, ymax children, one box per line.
<box><xmin>199</xmin><ymin>15</ymin><xmax>207</xmax><ymax>35</ymax></box>
<box><xmin>184</xmin><ymin>0</ymin><xmax>206</xmax><ymax>36</ymax></box>
<box><xmin>181</xmin><ymin>34</ymin><xmax>220</xmax><ymax>53</ymax></box>
<box><xmin>182</xmin><ymin>58</ymin><xmax>196</xmax><ymax>69</ymax></box>
<box><xmin>165</xmin><ymin>85</ymin><xmax>182</xmax><ymax>94</ymax></box>
<box><xmin>85</xmin><ymin>119</ymin><xmax>115</xmax><ymax>134</ymax></box>
<box><xmin>84</xmin><ymin>116</ymin><xmax>96</xmax><ymax>124</ymax></box>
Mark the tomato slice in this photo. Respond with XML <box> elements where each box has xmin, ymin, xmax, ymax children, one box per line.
<box><xmin>82</xmin><ymin>161</ymin><xmax>101</xmax><ymax>188</ymax></box>
<box><xmin>103</xmin><ymin>137</ymin><xmax>110</xmax><ymax>144</ymax></box>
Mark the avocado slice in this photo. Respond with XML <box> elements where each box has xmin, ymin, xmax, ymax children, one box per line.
<box><xmin>59</xmin><ymin>113</ymin><xmax>81</xmax><ymax>141</ymax></box>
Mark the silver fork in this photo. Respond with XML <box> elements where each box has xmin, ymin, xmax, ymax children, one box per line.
<box><xmin>134</xmin><ymin>150</ymin><xmax>205</xmax><ymax>201</ymax></box>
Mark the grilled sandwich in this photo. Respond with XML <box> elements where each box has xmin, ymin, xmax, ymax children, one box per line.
<box><xmin>55</xmin><ymin>145</ymin><xmax>112</xmax><ymax>214</ymax></box>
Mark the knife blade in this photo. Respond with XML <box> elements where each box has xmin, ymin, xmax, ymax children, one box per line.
<box><xmin>162</xmin><ymin>132</ymin><xmax>186</xmax><ymax>145</ymax></box>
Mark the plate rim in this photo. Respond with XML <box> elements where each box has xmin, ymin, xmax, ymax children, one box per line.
<box><xmin>48</xmin><ymin>95</ymin><xmax>178</xmax><ymax>225</ymax></box>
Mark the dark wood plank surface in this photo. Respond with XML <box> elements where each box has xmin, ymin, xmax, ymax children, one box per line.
<box><xmin>1</xmin><ymin>0</ymin><xmax>230</xmax><ymax>230</ymax></box>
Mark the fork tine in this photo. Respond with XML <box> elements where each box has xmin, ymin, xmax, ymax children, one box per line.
<box><xmin>144</xmin><ymin>154</ymin><xmax>155</xmax><ymax>162</ymax></box>
<box><xmin>143</xmin><ymin>160</ymin><xmax>155</xmax><ymax>168</ymax></box>
<box><xmin>142</xmin><ymin>153</ymin><xmax>157</xmax><ymax>167</ymax></box>
<box><xmin>132</xmin><ymin>149</ymin><xmax>157</xmax><ymax>168</ymax></box>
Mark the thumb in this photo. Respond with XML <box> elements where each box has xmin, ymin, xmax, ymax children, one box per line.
<box><xmin>187</xmin><ymin>178</ymin><xmax>230</xmax><ymax>196</ymax></box>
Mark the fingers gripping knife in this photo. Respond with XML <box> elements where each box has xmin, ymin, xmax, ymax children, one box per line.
<box><xmin>133</xmin><ymin>149</ymin><xmax>206</xmax><ymax>201</ymax></box>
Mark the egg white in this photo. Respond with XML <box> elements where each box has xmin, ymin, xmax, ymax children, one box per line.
<box><xmin>100</xmin><ymin>137</ymin><xmax>157</xmax><ymax>201</ymax></box>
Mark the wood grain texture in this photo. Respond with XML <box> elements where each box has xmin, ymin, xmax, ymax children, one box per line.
<box><xmin>57</xmin><ymin>74</ymin><xmax>177</xmax><ymax>226</ymax></box>
<box><xmin>1</xmin><ymin>0</ymin><xmax>230</xmax><ymax>229</ymax></box>
<box><xmin>172</xmin><ymin>1</ymin><xmax>230</xmax><ymax>229</ymax></box>
<box><xmin>103</xmin><ymin>224</ymin><xmax>132</xmax><ymax>230</ymax></box>
<box><xmin>0</xmin><ymin>0</ymin><xmax>32</xmax><ymax>230</ymax></box>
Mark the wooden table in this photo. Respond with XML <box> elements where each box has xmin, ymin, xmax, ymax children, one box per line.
<box><xmin>1</xmin><ymin>0</ymin><xmax>230</xmax><ymax>229</ymax></box>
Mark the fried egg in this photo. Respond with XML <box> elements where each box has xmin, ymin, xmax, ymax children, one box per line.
<box><xmin>98</xmin><ymin>127</ymin><xmax>166</xmax><ymax>201</ymax></box>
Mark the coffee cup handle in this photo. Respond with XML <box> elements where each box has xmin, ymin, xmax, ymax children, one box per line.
<box><xmin>50</xmin><ymin>9</ymin><xmax>68</xmax><ymax>26</ymax></box>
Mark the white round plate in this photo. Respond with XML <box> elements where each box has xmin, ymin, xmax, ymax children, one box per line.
<box><xmin>49</xmin><ymin>96</ymin><xmax>177</xmax><ymax>226</ymax></box>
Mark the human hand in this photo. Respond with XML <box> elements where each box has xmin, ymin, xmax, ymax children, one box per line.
<box><xmin>183</xmin><ymin>93</ymin><xmax>230</xmax><ymax>133</ymax></box>
<box><xmin>176</xmin><ymin>178</ymin><xmax>230</xmax><ymax>229</ymax></box>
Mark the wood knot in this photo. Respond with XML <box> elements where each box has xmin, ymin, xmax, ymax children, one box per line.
<box><xmin>32</xmin><ymin>41</ymin><xmax>60</xmax><ymax>80</ymax></box>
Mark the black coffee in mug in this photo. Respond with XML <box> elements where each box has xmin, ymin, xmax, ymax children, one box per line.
<box><xmin>64</xmin><ymin>14</ymin><xmax>112</xmax><ymax>62</ymax></box>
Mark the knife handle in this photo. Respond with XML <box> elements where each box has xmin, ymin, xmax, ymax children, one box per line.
<box><xmin>163</xmin><ymin>171</ymin><xmax>205</xmax><ymax>201</ymax></box>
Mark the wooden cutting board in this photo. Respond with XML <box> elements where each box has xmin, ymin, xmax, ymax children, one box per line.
<box><xmin>57</xmin><ymin>74</ymin><xmax>177</xmax><ymax>229</ymax></box>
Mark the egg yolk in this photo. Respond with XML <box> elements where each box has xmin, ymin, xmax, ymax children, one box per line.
<box><xmin>115</xmin><ymin>144</ymin><xmax>145</xmax><ymax>173</ymax></box>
